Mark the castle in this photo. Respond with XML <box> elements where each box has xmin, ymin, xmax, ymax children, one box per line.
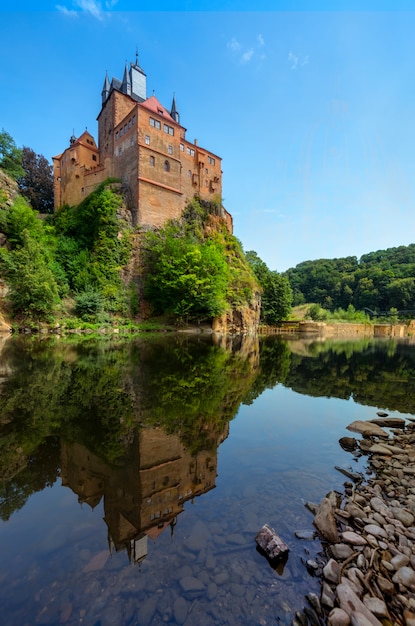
<box><xmin>53</xmin><ymin>55</ymin><xmax>232</xmax><ymax>232</ymax></box>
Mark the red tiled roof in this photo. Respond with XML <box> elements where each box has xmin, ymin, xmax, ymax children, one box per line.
<box><xmin>140</xmin><ymin>95</ymin><xmax>175</xmax><ymax>123</ymax></box>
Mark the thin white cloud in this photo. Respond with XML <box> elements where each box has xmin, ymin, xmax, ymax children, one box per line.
<box><xmin>228</xmin><ymin>37</ymin><xmax>241</xmax><ymax>53</ymax></box>
<box><xmin>288</xmin><ymin>51</ymin><xmax>298</xmax><ymax>70</ymax></box>
<box><xmin>289</xmin><ymin>51</ymin><xmax>309</xmax><ymax>70</ymax></box>
<box><xmin>56</xmin><ymin>4</ymin><xmax>78</xmax><ymax>16</ymax></box>
<box><xmin>57</xmin><ymin>0</ymin><xmax>118</xmax><ymax>19</ymax></box>
<box><xmin>242</xmin><ymin>48</ymin><xmax>254</xmax><ymax>63</ymax></box>
<box><xmin>228</xmin><ymin>34</ymin><xmax>266</xmax><ymax>64</ymax></box>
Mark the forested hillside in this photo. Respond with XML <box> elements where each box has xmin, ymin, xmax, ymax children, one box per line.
<box><xmin>284</xmin><ymin>245</ymin><xmax>415</xmax><ymax>313</ymax></box>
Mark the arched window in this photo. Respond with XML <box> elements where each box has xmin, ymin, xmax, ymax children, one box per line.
<box><xmin>164</xmin><ymin>160</ymin><xmax>170</xmax><ymax>172</ymax></box>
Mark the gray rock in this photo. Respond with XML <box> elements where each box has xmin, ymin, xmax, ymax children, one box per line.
<box><xmin>364</xmin><ymin>524</ymin><xmax>387</xmax><ymax>539</ymax></box>
<box><xmin>362</xmin><ymin>595</ymin><xmax>389</xmax><ymax>619</ymax></box>
<box><xmin>350</xmin><ymin>613</ymin><xmax>378</xmax><ymax>626</ymax></box>
<box><xmin>136</xmin><ymin>596</ymin><xmax>159</xmax><ymax>626</ymax></box>
<box><xmin>392</xmin><ymin>566</ymin><xmax>415</xmax><ymax>591</ymax></box>
<box><xmin>376</xmin><ymin>575</ymin><xmax>395</xmax><ymax>595</ymax></box>
<box><xmin>323</xmin><ymin>558</ymin><xmax>340</xmax><ymax>584</ymax></box>
<box><xmin>173</xmin><ymin>597</ymin><xmax>188</xmax><ymax>625</ymax></box>
<box><xmin>255</xmin><ymin>523</ymin><xmax>289</xmax><ymax>559</ymax></box>
<box><xmin>207</xmin><ymin>582</ymin><xmax>217</xmax><ymax>601</ymax></box>
<box><xmin>179</xmin><ymin>576</ymin><xmax>205</xmax><ymax>593</ymax></box>
<box><xmin>390</xmin><ymin>553</ymin><xmax>410</xmax><ymax>569</ymax></box>
<box><xmin>214</xmin><ymin>570</ymin><xmax>229</xmax><ymax>585</ymax></box>
<box><xmin>346</xmin><ymin>420</ymin><xmax>389</xmax><ymax>438</ymax></box>
<box><xmin>371</xmin><ymin>417</ymin><xmax>406</xmax><ymax>428</ymax></box>
<box><xmin>390</xmin><ymin>507</ymin><xmax>415</xmax><ymax>527</ymax></box>
<box><xmin>330</xmin><ymin>543</ymin><xmax>354</xmax><ymax>560</ymax></box>
<box><xmin>295</xmin><ymin>530</ymin><xmax>316</xmax><ymax>540</ymax></box>
<box><xmin>314</xmin><ymin>497</ymin><xmax>339</xmax><ymax>543</ymax></box>
<box><xmin>328</xmin><ymin>607</ymin><xmax>350</xmax><ymax>626</ymax></box>
<box><xmin>337</xmin><ymin>581</ymin><xmax>383</xmax><ymax>625</ymax></box>
<box><xmin>321</xmin><ymin>581</ymin><xmax>336</xmax><ymax>609</ymax></box>
<box><xmin>341</xmin><ymin>531</ymin><xmax>367</xmax><ymax>546</ymax></box>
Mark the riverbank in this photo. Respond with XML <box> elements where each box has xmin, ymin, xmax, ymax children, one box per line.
<box><xmin>295</xmin><ymin>415</ymin><xmax>415</xmax><ymax>626</ymax></box>
<box><xmin>260</xmin><ymin>320</ymin><xmax>415</xmax><ymax>339</ymax></box>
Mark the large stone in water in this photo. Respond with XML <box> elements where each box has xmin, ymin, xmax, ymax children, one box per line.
<box><xmin>346</xmin><ymin>420</ymin><xmax>389</xmax><ymax>438</ymax></box>
<box><xmin>370</xmin><ymin>417</ymin><xmax>406</xmax><ymax>428</ymax></box>
<box><xmin>255</xmin><ymin>523</ymin><xmax>289</xmax><ymax>560</ymax></box>
<box><xmin>313</xmin><ymin>497</ymin><xmax>339</xmax><ymax>543</ymax></box>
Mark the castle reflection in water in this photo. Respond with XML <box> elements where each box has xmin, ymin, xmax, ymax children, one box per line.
<box><xmin>61</xmin><ymin>423</ymin><xmax>229</xmax><ymax>565</ymax></box>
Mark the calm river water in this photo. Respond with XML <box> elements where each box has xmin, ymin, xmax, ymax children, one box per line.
<box><xmin>1</xmin><ymin>333</ymin><xmax>415</xmax><ymax>626</ymax></box>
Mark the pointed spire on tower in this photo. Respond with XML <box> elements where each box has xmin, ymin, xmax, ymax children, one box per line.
<box><xmin>121</xmin><ymin>62</ymin><xmax>131</xmax><ymax>96</ymax></box>
<box><xmin>170</xmin><ymin>94</ymin><xmax>180</xmax><ymax>124</ymax></box>
<box><xmin>101</xmin><ymin>70</ymin><xmax>110</xmax><ymax>104</ymax></box>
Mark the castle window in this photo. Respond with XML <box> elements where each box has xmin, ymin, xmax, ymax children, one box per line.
<box><xmin>128</xmin><ymin>119</ymin><xmax>132</xmax><ymax>128</ymax></box>
<box><xmin>119</xmin><ymin>147</ymin><xmax>122</xmax><ymax>156</ymax></box>
<box><xmin>133</xmin><ymin>115</ymin><xmax>136</xmax><ymax>122</ymax></box>
<box><xmin>208</xmin><ymin>156</ymin><xmax>216</xmax><ymax>166</ymax></box>
<box><xmin>205</xmin><ymin>179</ymin><xmax>209</xmax><ymax>187</ymax></box>
<box><xmin>81</xmin><ymin>187</ymin><xmax>85</xmax><ymax>194</ymax></box>
<box><xmin>164</xmin><ymin>160</ymin><xmax>170</xmax><ymax>172</ymax></box>
<box><xmin>187</xmin><ymin>170</ymin><xmax>191</xmax><ymax>177</ymax></box>
<box><xmin>145</xmin><ymin>135</ymin><xmax>150</xmax><ymax>145</ymax></box>
<box><xmin>164</xmin><ymin>124</ymin><xmax>174</xmax><ymax>136</ymax></box>
<box><xmin>150</xmin><ymin>155</ymin><xmax>155</xmax><ymax>166</ymax></box>
<box><xmin>120</xmin><ymin>128</ymin><xmax>123</xmax><ymax>137</ymax></box>
<box><xmin>186</xmin><ymin>147</ymin><xmax>195</xmax><ymax>156</ymax></box>
<box><xmin>180</xmin><ymin>143</ymin><xmax>184</xmax><ymax>152</ymax></box>
<box><xmin>168</xmin><ymin>145</ymin><xmax>173</xmax><ymax>155</ymax></box>
<box><xmin>92</xmin><ymin>154</ymin><xmax>97</xmax><ymax>161</ymax></box>
<box><xmin>205</xmin><ymin>168</ymin><xmax>208</xmax><ymax>174</ymax></box>
<box><xmin>131</xmin><ymin>137</ymin><xmax>134</xmax><ymax>146</ymax></box>
<box><xmin>150</xmin><ymin>117</ymin><xmax>161</xmax><ymax>130</ymax></box>
<box><xmin>116</xmin><ymin>131</ymin><xmax>119</xmax><ymax>140</ymax></box>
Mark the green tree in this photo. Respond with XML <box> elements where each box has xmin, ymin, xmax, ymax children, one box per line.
<box><xmin>143</xmin><ymin>221</ymin><xmax>229</xmax><ymax>321</ymax></box>
<box><xmin>246</xmin><ymin>250</ymin><xmax>292</xmax><ymax>323</ymax></box>
<box><xmin>0</xmin><ymin>129</ymin><xmax>24</xmax><ymax>180</ymax></box>
<box><xmin>1</xmin><ymin>230</ymin><xmax>60</xmax><ymax>317</ymax></box>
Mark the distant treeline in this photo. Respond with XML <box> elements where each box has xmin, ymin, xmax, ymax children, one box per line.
<box><xmin>284</xmin><ymin>244</ymin><xmax>415</xmax><ymax>313</ymax></box>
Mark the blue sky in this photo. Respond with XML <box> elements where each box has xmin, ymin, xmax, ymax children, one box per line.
<box><xmin>1</xmin><ymin>2</ymin><xmax>414</xmax><ymax>271</ymax></box>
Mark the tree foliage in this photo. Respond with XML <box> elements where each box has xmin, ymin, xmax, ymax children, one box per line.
<box><xmin>143</xmin><ymin>221</ymin><xmax>229</xmax><ymax>320</ymax></box>
<box><xmin>0</xmin><ymin>180</ymin><xmax>132</xmax><ymax>320</ymax></box>
<box><xmin>284</xmin><ymin>244</ymin><xmax>415</xmax><ymax>315</ymax></box>
<box><xmin>18</xmin><ymin>147</ymin><xmax>54</xmax><ymax>214</ymax></box>
<box><xmin>0</xmin><ymin>129</ymin><xmax>24</xmax><ymax>180</ymax></box>
<box><xmin>246</xmin><ymin>250</ymin><xmax>292</xmax><ymax>323</ymax></box>
<box><xmin>142</xmin><ymin>198</ymin><xmax>258</xmax><ymax>322</ymax></box>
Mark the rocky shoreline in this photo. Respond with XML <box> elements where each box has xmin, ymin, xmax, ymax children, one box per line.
<box><xmin>294</xmin><ymin>415</ymin><xmax>415</xmax><ymax>626</ymax></box>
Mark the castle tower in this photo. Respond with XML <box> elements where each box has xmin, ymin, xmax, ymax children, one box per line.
<box><xmin>121</xmin><ymin>63</ymin><xmax>132</xmax><ymax>97</ymax></box>
<box><xmin>101</xmin><ymin>71</ymin><xmax>110</xmax><ymax>104</ymax></box>
<box><xmin>170</xmin><ymin>95</ymin><xmax>180</xmax><ymax>124</ymax></box>
<box><xmin>129</xmin><ymin>53</ymin><xmax>147</xmax><ymax>102</ymax></box>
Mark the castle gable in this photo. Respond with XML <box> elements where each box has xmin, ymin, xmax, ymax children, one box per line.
<box><xmin>140</xmin><ymin>96</ymin><xmax>176</xmax><ymax>124</ymax></box>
